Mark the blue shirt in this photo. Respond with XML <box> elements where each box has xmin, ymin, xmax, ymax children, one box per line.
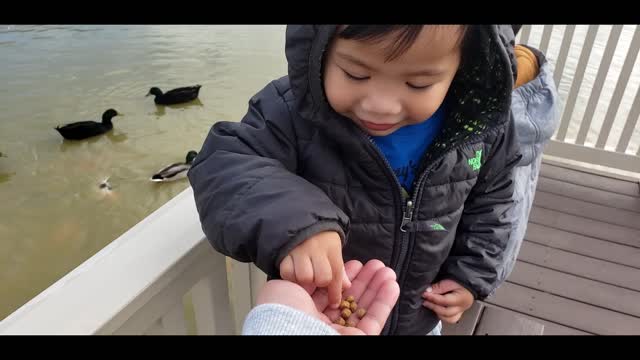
<box><xmin>371</xmin><ymin>107</ymin><xmax>446</xmax><ymax>192</ymax></box>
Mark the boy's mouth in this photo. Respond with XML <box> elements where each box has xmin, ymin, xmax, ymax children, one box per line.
<box><xmin>360</xmin><ymin>119</ymin><xmax>397</xmax><ymax>132</ymax></box>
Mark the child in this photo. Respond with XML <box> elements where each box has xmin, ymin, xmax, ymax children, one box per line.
<box><xmin>188</xmin><ymin>25</ymin><xmax>558</xmax><ymax>335</ymax></box>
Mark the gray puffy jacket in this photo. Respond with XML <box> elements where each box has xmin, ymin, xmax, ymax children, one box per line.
<box><xmin>188</xmin><ymin>25</ymin><xmax>557</xmax><ymax>335</ymax></box>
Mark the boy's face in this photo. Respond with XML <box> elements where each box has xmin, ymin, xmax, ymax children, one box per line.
<box><xmin>323</xmin><ymin>26</ymin><xmax>463</xmax><ymax>136</ymax></box>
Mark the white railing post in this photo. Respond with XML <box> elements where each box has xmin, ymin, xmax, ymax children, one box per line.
<box><xmin>595</xmin><ymin>26</ymin><xmax>640</xmax><ymax>149</ymax></box>
<box><xmin>191</xmin><ymin>252</ymin><xmax>235</xmax><ymax>335</ymax></box>
<box><xmin>556</xmin><ymin>25</ymin><xmax>600</xmax><ymax>141</ymax></box>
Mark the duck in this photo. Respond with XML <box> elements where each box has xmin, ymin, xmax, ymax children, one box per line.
<box><xmin>150</xmin><ymin>151</ymin><xmax>198</xmax><ymax>182</ymax></box>
<box><xmin>55</xmin><ymin>109</ymin><xmax>120</xmax><ymax>140</ymax></box>
<box><xmin>146</xmin><ymin>85</ymin><xmax>202</xmax><ymax>105</ymax></box>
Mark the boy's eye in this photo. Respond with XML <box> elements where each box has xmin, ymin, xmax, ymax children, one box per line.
<box><xmin>407</xmin><ymin>83</ymin><xmax>432</xmax><ymax>90</ymax></box>
<box><xmin>342</xmin><ymin>69</ymin><xmax>369</xmax><ymax>81</ymax></box>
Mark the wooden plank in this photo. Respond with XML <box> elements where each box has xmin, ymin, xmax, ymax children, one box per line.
<box><xmin>480</xmin><ymin>303</ymin><xmax>591</xmax><ymax>335</ymax></box>
<box><xmin>543</xmin><ymin>157</ymin><xmax>640</xmax><ymax>184</ymax></box>
<box><xmin>525</xmin><ymin>223</ymin><xmax>640</xmax><ymax>269</ymax></box>
<box><xmin>539</xmin><ymin>163</ymin><xmax>640</xmax><ymax>197</ymax></box>
<box><xmin>487</xmin><ymin>282</ymin><xmax>640</xmax><ymax>335</ymax></box>
<box><xmin>474</xmin><ymin>306</ymin><xmax>544</xmax><ymax>335</ymax></box>
<box><xmin>529</xmin><ymin>207</ymin><xmax>640</xmax><ymax>248</ymax></box>
<box><xmin>442</xmin><ymin>301</ymin><xmax>484</xmax><ymax>335</ymax></box>
<box><xmin>509</xmin><ymin>261</ymin><xmax>640</xmax><ymax>317</ymax></box>
<box><xmin>536</xmin><ymin>176</ymin><xmax>640</xmax><ymax>213</ymax></box>
<box><xmin>533</xmin><ymin>191</ymin><xmax>640</xmax><ymax>229</ymax></box>
<box><xmin>545</xmin><ymin>140</ymin><xmax>640</xmax><ymax>174</ymax></box>
<box><xmin>518</xmin><ymin>241</ymin><xmax>640</xmax><ymax>292</ymax></box>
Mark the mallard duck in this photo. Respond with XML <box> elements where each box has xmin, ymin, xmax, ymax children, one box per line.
<box><xmin>146</xmin><ymin>85</ymin><xmax>202</xmax><ymax>105</ymax></box>
<box><xmin>55</xmin><ymin>109</ymin><xmax>120</xmax><ymax>140</ymax></box>
<box><xmin>150</xmin><ymin>151</ymin><xmax>198</xmax><ymax>182</ymax></box>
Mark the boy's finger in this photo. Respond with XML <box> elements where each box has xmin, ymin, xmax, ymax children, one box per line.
<box><xmin>439</xmin><ymin>313</ymin><xmax>462</xmax><ymax>324</ymax></box>
<box><xmin>314</xmin><ymin>260</ymin><xmax>362</xmax><ymax>314</ymax></box>
<box><xmin>327</xmin><ymin>254</ymin><xmax>346</xmax><ymax>309</ymax></box>
<box><xmin>422</xmin><ymin>301</ymin><xmax>462</xmax><ymax>318</ymax></box>
<box><xmin>422</xmin><ymin>291</ymin><xmax>460</xmax><ymax>307</ymax></box>
<box><xmin>428</xmin><ymin>279</ymin><xmax>462</xmax><ymax>295</ymax></box>
<box><xmin>294</xmin><ymin>254</ymin><xmax>314</xmax><ymax>286</ymax></box>
<box><xmin>279</xmin><ymin>255</ymin><xmax>295</xmax><ymax>283</ymax></box>
<box><xmin>311</xmin><ymin>255</ymin><xmax>333</xmax><ymax>288</ymax></box>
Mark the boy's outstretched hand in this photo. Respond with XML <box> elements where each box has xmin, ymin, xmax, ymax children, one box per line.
<box><xmin>422</xmin><ymin>279</ymin><xmax>474</xmax><ymax>324</ymax></box>
<box><xmin>279</xmin><ymin>231</ymin><xmax>350</xmax><ymax>309</ymax></box>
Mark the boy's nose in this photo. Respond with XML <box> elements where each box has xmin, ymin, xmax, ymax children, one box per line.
<box><xmin>360</xmin><ymin>95</ymin><xmax>402</xmax><ymax>118</ymax></box>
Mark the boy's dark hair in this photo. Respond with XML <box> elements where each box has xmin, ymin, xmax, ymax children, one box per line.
<box><xmin>338</xmin><ymin>25</ymin><xmax>471</xmax><ymax>62</ymax></box>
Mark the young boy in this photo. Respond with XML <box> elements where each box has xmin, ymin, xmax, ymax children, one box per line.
<box><xmin>188</xmin><ymin>25</ymin><xmax>558</xmax><ymax>335</ymax></box>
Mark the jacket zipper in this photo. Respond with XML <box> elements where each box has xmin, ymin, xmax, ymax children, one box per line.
<box><xmin>356</xmin><ymin>126</ymin><xmax>487</xmax><ymax>334</ymax></box>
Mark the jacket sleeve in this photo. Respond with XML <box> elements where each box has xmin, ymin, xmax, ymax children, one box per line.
<box><xmin>187</xmin><ymin>81</ymin><xmax>350</xmax><ymax>277</ymax></box>
<box><xmin>437</xmin><ymin>118</ymin><xmax>522</xmax><ymax>300</ymax></box>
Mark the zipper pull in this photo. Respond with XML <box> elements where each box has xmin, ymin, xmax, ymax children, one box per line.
<box><xmin>400</xmin><ymin>200</ymin><xmax>414</xmax><ymax>233</ymax></box>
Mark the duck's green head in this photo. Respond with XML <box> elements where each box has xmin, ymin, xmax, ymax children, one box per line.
<box><xmin>147</xmin><ymin>87</ymin><xmax>163</xmax><ymax>97</ymax></box>
<box><xmin>186</xmin><ymin>151</ymin><xmax>198</xmax><ymax>164</ymax></box>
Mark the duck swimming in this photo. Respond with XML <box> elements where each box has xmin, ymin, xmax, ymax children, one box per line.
<box><xmin>55</xmin><ymin>109</ymin><xmax>120</xmax><ymax>140</ymax></box>
<box><xmin>146</xmin><ymin>85</ymin><xmax>202</xmax><ymax>105</ymax></box>
<box><xmin>150</xmin><ymin>151</ymin><xmax>198</xmax><ymax>182</ymax></box>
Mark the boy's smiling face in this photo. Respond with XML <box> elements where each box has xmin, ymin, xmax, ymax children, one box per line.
<box><xmin>323</xmin><ymin>25</ymin><xmax>464</xmax><ymax>136</ymax></box>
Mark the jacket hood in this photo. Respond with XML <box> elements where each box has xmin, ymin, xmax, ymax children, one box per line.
<box><xmin>285</xmin><ymin>25</ymin><xmax>519</xmax><ymax>151</ymax></box>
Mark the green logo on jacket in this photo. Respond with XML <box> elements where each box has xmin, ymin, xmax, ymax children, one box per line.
<box><xmin>468</xmin><ymin>150</ymin><xmax>482</xmax><ymax>171</ymax></box>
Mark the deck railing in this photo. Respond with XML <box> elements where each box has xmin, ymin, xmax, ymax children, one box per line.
<box><xmin>519</xmin><ymin>25</ymin><xmax>640</xmax><ymax>173</ymax></box>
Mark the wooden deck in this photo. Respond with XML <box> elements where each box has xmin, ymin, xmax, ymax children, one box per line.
<box><xmin>445</xmin><ymin>160</ymin><xmax>640</xmax><ymax>335</ymax></box>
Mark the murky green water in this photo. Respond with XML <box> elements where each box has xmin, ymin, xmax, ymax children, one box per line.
<box><xmin>0</xmin><ymin>25</ymin><xmax>287</xmax><ymax>319</ymax></box>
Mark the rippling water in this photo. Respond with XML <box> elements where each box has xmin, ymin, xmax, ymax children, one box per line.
<box><xmin>0</xmin><ymin>25</ymin><xmax>287</xmax><ymax>319</ymax></box>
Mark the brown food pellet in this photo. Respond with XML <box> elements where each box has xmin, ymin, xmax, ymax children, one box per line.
<box><xmin>346</xmin><ymin>320</ymin><xmax>357</xmax><ymax>327</ymax></box>
<box><xmin>349</xmin><ymin>301</ymin><xmax>358</xmax><ymax>312</ymax></box>
<box><xmin>341</xmin><ymin>308</ymin><xmax>352</xmax><ymax>319</ymax></box>
<box><xmin>334</xmin><ymin>317</ymin><xmax>346</xmax><ymax>326</ymax></box>
<box><xmin>346</xmin><ymin>295</ymin><xmax>355</xmax><ymax>302</ymax></box>
<box><xmin>339</xmin><ymin>300</ymin><xmax>350</xmax><ymax>310</ymax></box>
<box><xmin>356</xmin><ymin>308</ymin><xmax>367</xmax><ymax>319</ymax></box>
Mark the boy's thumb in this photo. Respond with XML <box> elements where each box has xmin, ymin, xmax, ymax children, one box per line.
<box><xmin>428</xmin><ymin>279</ymin><xmax>459</xmax><ymax>295</ymax></box>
